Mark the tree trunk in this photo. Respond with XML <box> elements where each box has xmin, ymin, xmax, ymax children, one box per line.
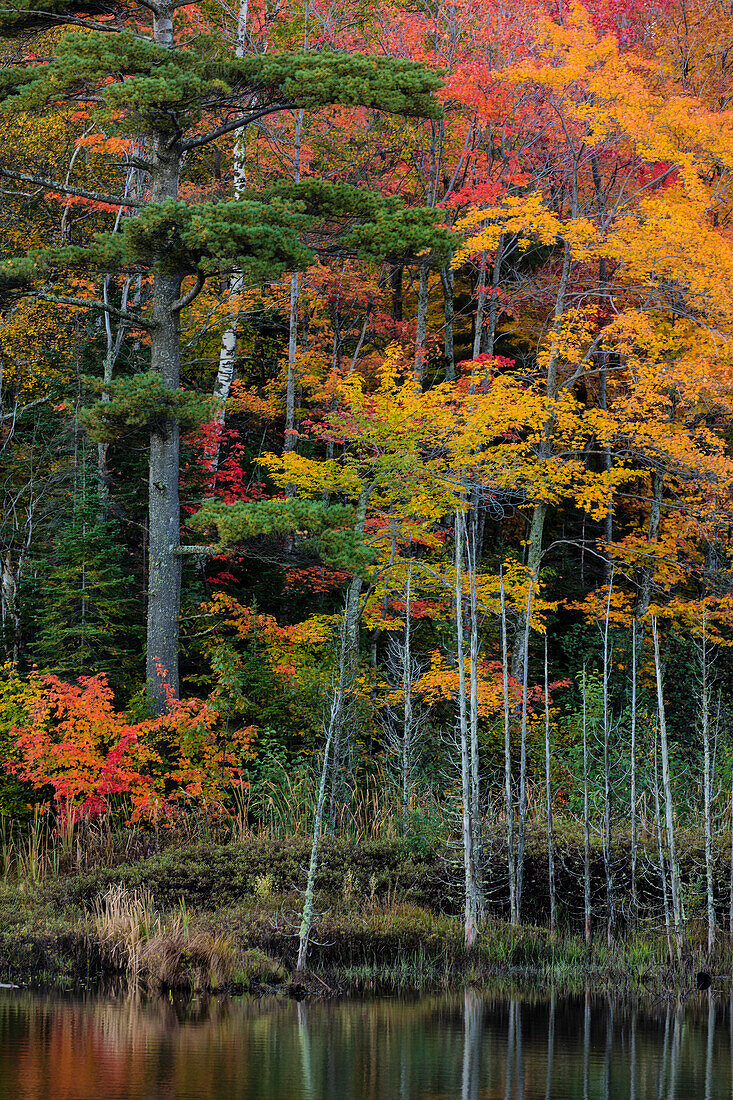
<box><xmin>284</xmin><ymin>108</ymin><xmax>304</xmax><ymax>458</ymax></box>
<box><xmin>209</xmin><ymin>0</ymin><xmax>249</xmax><ymax>475</ymax></box>
<box><xmin>402</xmin><ymin>563</ymin><xmax>413</xmax><ymax>819</ymax></box>
<box><xmin>602</xmin><ymin>577</ymin><xmax>614</xmax><ymax>943</ymax></box>
<box><xmin>636</xmin><ymin>470</ymin><xmax>663</xmax><ymax>624</ymax></box>
<box><xmin>654</xmin><ymin>732</ymin><xmax>674</xmax><ymax>966</ymax></box>
<box><xmin>515</xmin><ymin>579</ymin><xmax>532</xmax><ymax>918</ymax></box>
<box><xmin>582</xmin><ymin>666</ymin><xmax>592</xmax><ymax>949</ymax></box>
<box><xmin>652</xmin><ymin>617</ymin><xmax>683</xmax><ymax>963</ymax></box>
<box><xmin>455</xmin><ymin>507</ymin><xmax>478</xmax><ymax>950</ymax></box>
<box><xmin>413</xmin><ymin>262</ymin><xmax>430</xmax><ymax>391</ymax></box>
<box><xmin>630</xmin><ymin>619</ymin><xmax>638</xmax><ymax>926</ymax></box>
<box><xmin>147</xmin><ymin>267</ymin><xmax>183</xmax><ymax>711</ymax></box>
<box><xmin>511</xmin><ymin>240</ymin><xmax>572</xmax><ymax>682</ymax></box>
<box><xmin>701</xmin><ymin>607</ymin><xmax>716</xmax><ymax>954</ymax></box>
<box><xmin>483</xmin><ymin>233</ymin><xmax>504</xmax><ymax>356</ymax></box>
<box><xmin>499</xmin><ymin>567</ymin><xmax>517</xmax><ymax>924</ymax></box>
<box><xmin>145</xmin><ymin>9</ymin><xmax>183</xmax><ymax>712</ymax></box>
<box><xmin>441</xmin><ymin>266</ymin><xmax>455</xmax><ymax>382</ymax></box>
<box><xmin>544</xmin><ymin>636</ymin><xmax>556</xmax><ymax>935</ymax></box>
<box><xmin>467</xmin><ymin>505</ymin><xmax>483</xmax><ymax>907</ymax></box>
<box><xmin>297</xmin><ymin>617</ymin><xmax>349</xmax><ymax>973</ymax></box>
<box><xmin>472</xmin><ymin>252</ymin><xmax>487</xmax><ymax>360</ymax></box>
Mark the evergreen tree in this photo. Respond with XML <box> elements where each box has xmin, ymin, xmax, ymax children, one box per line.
<box><xmin>30</xmin><ymin>455</ymin><xmax>142</xmax><ymax>685</ymax></box>
<box><xmin>0</xmin><ymin>0</ymin><xmax>449</xmax><ymax>711</ymax></box>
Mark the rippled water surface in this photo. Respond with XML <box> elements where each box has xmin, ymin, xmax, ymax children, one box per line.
<box><xmin>1</xmin><ymin>988</ymin><xmax>732</xmax><ymax>1099</ymax></box>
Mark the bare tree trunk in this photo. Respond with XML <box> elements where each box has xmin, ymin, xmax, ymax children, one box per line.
<box><xmin>602</xmin><ymin>578</ymin><xmax>614</xmax><ymax>943</ymax></box>
<box><xmin>630</xmin><ymin>619</ymin><xmax>638</xmax><ymax>926</ymax></box>
<box><xmin>456</xmin><ymin>507</ymin><xmax>478</xmax><ymax>950</ymax></box>
<box><xmin>209</xmin><ymin>0</ymin><xmax>249</xmax><ymax>476</ymax></box>
<box><xmin>467</xmin><ymin>506</ymin><xmax>483</xmax><ymax>908</ymax></box>
<box><xmin>516</xmin><ymin>579</ymin><xmax>533</xmax><ymax>918</ymax></box>
<box><xmin>402</xmin><ymin>563</ymin><xmax>413</xmax><ymax>819</ymax></box>
<box><xmin>544</xmin><ymin>636</ymin><xmax>556</xmax><ymax>935</ymax></box>
<box><xmin>499</xmin><ymin>567</ymin><xmax>517</xmax><ymax>924</ymax></box>
<box><xmin>441</xmin><ymin>267</ymin><xmax>455</xmax><ymax>382</ymax></box>
<box><xmin>636</xmin><ymin>470</ymin><xmax>663</xmax><ymax>623</ymax></box>
<box><xmin>512</xmin><ymin>239</ymin><xmax>572</xmax><ymax>682</ymax></box>
<box><xmin>297</xmin><ymin>617</ymin><xmax>349</xmax><ymax>973</ymax></box>
<box><xmin>472</xmin><ymin>252</ymin><xmax>487</xmax><ymax>361</ymax></box>
<box><xmin>701</xmin><ymin>606</ymin><xmax>716</xmax><ymax>954</ymax></box>
<box><xmin>654</xmin><ymin>732</ymin><xmax>674</xmax><ymax>966</ymax></box>
<box><xmin>328</xmin><ymin>483</ymin><xmax>371</xmax><ymax>828</ymax></box>
<box><xmin>483</xmin><ymin>233</ymin><xmax>504</xmax><ymax>356</ymax></box>
<box><xmin>413</xmin><ymin>262</ymin><xmax>430</xmax><ymax>391</ymax></box>
<box><xmin>582</xmin><ymin>666</ymin><xmax>592</xmax><ymax>950</ymax></box>
<box><xmin>284</xmin><ymin>108</ymin><xmax>304</xmax><ymax>458</ymax></box>
<box><xmin>726</xmin><ymin>761</ymin><xmax>730</xmax><ymax>941</ymax></box>
<box><xmin>652</xmin><ymin>617</ymin><xmax>683</xmax><ymax>963</ymax></box>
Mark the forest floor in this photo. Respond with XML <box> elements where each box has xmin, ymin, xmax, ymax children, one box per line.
<box><xmin>0</xmin><ymin>834</ymin><xmax>726</xmax><ymax>996</ymax></box>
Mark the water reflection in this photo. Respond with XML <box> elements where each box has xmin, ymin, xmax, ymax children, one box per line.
<box><xmin>1</xmin><ymin>988</ymin><xmax>732</xmax><ymax>1099</ymax></box>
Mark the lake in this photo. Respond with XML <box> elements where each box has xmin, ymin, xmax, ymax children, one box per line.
<box><xmin>0</xmin><ymin>988</ymin><xmax>730</xmax><ymax>1098</ymax></box>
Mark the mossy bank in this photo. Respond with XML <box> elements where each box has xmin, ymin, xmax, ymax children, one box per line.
<box><xmin>1</xmin><ymin>833</ymin><xmax>729</xmax><ymax>996</ymax></box>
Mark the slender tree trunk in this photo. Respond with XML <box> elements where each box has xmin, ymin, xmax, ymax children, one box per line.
<box><xmin>328</xmin><ymin>483</ymin><xmax>371</xmax><ymax>828</ymax></box>
<box><xmin>455</xmin><ymin>507</ymin><xmax>478</xmax><ymax>950</ymax></box>
<box><xmin>654</xmin><ymin>732</ymin><xmax>674</xmax><ymax>966</ymax></box>
<box><xmin>701</xmin><ymin>607</ymin><xmax>716</xmax><ymax>954</ymax></box>
<box><xmin>402</xmin><ymin>563</ymin><xmax>413</xmax><ymax>819</ymax></box>
<box><xmin>602</xmin><ymin>578</ymin><xmax>614</xmax><ymax>943</ymax></box>
<box><xmin>413</xmin><ymin>262</ymin><xmax>430</xmax><ymax>391</ymax></box>
<box><xmin>297</xmin><ymin>618</ymin><xmax>349</xmax><ymax>973</ymax></box>
<box><xmin>544</xmin><ymin>636</ymin><xmax>556</xmax><ymax>935</ymax></box>
<box><xmin>209</xmin><ymin>0</ymin><xmax>249</xmax><ymax>476</ymax></box>
<box><xmin>483</xmin><ymin>233</ymin><xmax>504</xmax><ymax>356</ymax></box>
<box><xmin>441</xmin><ymin>267</ymin><xmax>455</xmax><ymax>382</ymax></box>
<box><xmin>511</xmin><ymin>503</ymin><xmax>545</xmax><ymax>680</ymax></box>
<box><xmin>516</xmin><ymin>579</ymin><xmax>532</xmax><ymax>918</ymax></box>
<box><xmin>652</xmin><ymin>617</ymin><xmax>683</xmax><ymax>963</ymax></box>
<box><xmin>500</xmin><ymin>567</ymin><xmax>517</xmax><ymax>924</ymax></box>
<box><xmin>467</xmin><ymin>506</ymin><xmax>483</xmax><ymax>907</ymax></box>
<box><xmin>726</xmin><ymin>765</ymin><xmax>730</xmax><ymax>946</ymax></box>
<box><xmin>512</xmin><ymin>239</ymin><xmax>572</xmax><ymax>682</ymax></box>
<box><xmin>284</xmin><ymin>108</ymin><xmax>304</xmax><ymax>457</ymax></box>
<box><xmin>582</xmin><ymin>666</ymin><xmax>592</xmax><ymax>949</ymax></box>
<box><xmin>472</xmin><ymin>252</ymin><xmax>487</xmax><ymax>360</ymax></box>
<box><xmin>630</xmin><ymin>619</ymin><xmax>638</xmax><ymax>925</ymax></box>
<box><xmin>636</xmin><ymin>470</ymin><xmax>663</xmax><ymax>624</ymax></box>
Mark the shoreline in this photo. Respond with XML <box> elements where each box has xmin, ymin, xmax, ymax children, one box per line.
<box><xmin>1</xmin><ymin>834</ymin><xmax>729</xmax><ymax>998</ymax></box>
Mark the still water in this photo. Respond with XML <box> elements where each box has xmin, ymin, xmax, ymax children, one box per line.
<box><xmin>1</xmin><ymin>989</ymin><xmax>732</xmax><ymax>1099</ymax></box>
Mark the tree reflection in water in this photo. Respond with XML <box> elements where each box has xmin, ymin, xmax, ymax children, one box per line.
<box><xmin>1</xmin><ymin>988</ymin><xmax>733</xmax><ymax>1099</ymax></box>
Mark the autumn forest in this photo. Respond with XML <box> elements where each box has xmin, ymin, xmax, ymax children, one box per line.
<box><xmin>1</xmin><ymin>0</ymin><xmax>733</xmax><ymax>986</ymax></box>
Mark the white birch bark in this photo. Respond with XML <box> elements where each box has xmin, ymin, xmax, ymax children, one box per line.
<box><xmin>455</xmin><ymin>507</ymin><xmax>478</xmax><ymax>949</ymax></box>
<box><xmin>701</xmin><ymin>606</ymin><xmax>716</xmax><ymax>953</ymax></box>
<box><xmin>499</xmin><ymin>567</ymin><xmax>517</xmax><ymax>924</ymax></box>
<box><xmin>630</xmin><ymin>619</ymin><xmax>638</xmax><ymax>924</ymax></box>
<box><xmin>544</xmin><ymin>635</ymin><xmax>556</xmax><ymax>934</ymax></box>
<box><xmin>582</xmin><ymin>665</ymin><xmax>591</xmax><ymax>949</ymax></box>
<box><xmin>297</xmin><ymin>615</ymin><xmax>349</xmax><ymax>973</ymax></box>
<box><xmin>652</xmin><ymin>616</ymin><xmax>683</xmax><ymax>963</ymax></box>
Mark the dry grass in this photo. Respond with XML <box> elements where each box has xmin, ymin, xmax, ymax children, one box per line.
<box><xmin>92</xmin><ymin>884</ymin><xmax>240</xmax><ymax>991</ymax></box>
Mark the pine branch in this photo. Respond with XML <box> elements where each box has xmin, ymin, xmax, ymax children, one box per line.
<box><xmin>0</xmin><ymin>166</ymin><xmax>145</xmax><ymax>207</ymax></box>
<box><xmin>35</xmin><ymin>293</ymin><xmax>150</xmax><ymax>327</ymax></box>
<box><xmin>172</xmin><ymin>272</ymin><xmax>205</xmax><ymax>312</ymax></box>
<box><xmin>182</xmin><ymin>104</ymin><xmax>297</xmax><ymax>150</ymax></box>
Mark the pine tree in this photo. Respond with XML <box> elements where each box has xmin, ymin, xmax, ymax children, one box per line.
<box><xmin>0</xmin><ymin>0</ymin><xmax>448</xmax><ymax>711</ymax></box>
<box><xmin>30</xmin><ymin>456</ymin><xmax>142</xmax><ymax>685</ymax></box>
